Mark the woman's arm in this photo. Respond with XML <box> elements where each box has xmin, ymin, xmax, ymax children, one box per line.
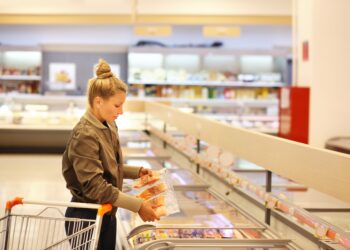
<box><xmin>124</xmin><ymin>165</ymin><xmax>153</xmax><ymax>179</ymax></box>
<box><xmin>123</xmin><ymin>164</ymin><xmax>143</xmax><ymax>179</ymax></box>
<box><xmin>68</xmin><ymin>130</ymin><xmax>143</xmax><ymax>212</ymax></box>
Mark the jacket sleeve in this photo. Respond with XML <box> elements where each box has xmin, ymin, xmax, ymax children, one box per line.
<box><xmin>123</xmin><ymin>164</ymin><xmax>142</xmax><ymax>179</ymax></box>
<box><xmin>68</xmin><ymin>129</ymin><xmax>143</xmax><ymax>212</ymax></box>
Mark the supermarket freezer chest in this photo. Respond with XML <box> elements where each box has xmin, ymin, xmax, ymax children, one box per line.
<box><xmin>117</xmin><ymin>190</ymin><xmax>298</xmax><ymax>250</ymax></box>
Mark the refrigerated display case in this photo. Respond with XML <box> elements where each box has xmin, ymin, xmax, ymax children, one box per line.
<box><xmin>0</xmin><ymin>94</ymin><xmax>147</xmax><ymax>152</ymax></box>
<box><xmin>143</xmin><ymin>101</ymin><xmax>350</xmax><ymax>249</ymax></box>
<box><xmin>117</xmin><ymin>189</ymin><xmax>299</xmax><ymax>250</ymax></box>
<box><xmin>0</xmin><ymin>46</ymin><xmax>42</xmax><ymax>94</ymax></box>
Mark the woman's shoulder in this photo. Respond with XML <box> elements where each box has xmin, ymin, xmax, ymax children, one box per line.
<box><xmin>72</xmin><ymin>118</ymin><xmax>98</xmax><ymax>139</ymax></box>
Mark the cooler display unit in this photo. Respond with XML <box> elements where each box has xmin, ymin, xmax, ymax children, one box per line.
<box><xmin>117</xmin><ymin>189</ymin><xmax>298</xmax><ymax>250</ymax></box>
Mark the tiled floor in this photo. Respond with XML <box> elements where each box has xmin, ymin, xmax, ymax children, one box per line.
<box><xmin>0</xmin><ymin>153</ymin><xmax>71</xmax><ymax>216</ymax></box>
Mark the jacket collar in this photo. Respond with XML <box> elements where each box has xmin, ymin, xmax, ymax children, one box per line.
<box><xmin>83</xmin><ymin>109</ymin><xmax>108</xmax><ymax>129</ymax></box>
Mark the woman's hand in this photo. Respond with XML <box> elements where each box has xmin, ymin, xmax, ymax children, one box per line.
<box><xmin>138</xmin><ymin>201</ymin><xmax>160</xmax><ymax>222</ymax></box>
<box><xmin>139</xmin><ymin>167</ymin><xmax>153</xmax><ymax>178</ymax></box>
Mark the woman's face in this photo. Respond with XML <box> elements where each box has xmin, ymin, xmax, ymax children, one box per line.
<box><xmin>95</xmin><ymin>91</ymin><xmax>126</xmax><ymax>123</ymax></box>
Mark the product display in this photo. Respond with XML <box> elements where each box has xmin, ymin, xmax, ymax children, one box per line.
<box><xmin>119</xmin><ymin>189</ymin><xmax>272</xmax><ymax>249</ymax></box>
<box><xmin>133</xmin><ymin>169</ymin><xmax>180</xmax><ymax>218</ymax></box>
<box><xmin>0</xmin><ymin>48</ymin><xmax>42</xmax><ymax>94</ymax></box>
<box><xmin>126</xmin><ymin>47</ymin><xmax>286</xmax><ymax>135</ymax></box>
<box><xmin>128</xmin><ymin>85</ymin><xmax>279</xmax><ymax>100</ymax></box>
<box><xmin>128</xmin><ymin>48</ymin><xmax>288</xmax><ymax>85</ymax></box>
<box><xmin>145</xmin><ymin>119</ymin><xmax>350</xmax><ymax>249</ymax></box>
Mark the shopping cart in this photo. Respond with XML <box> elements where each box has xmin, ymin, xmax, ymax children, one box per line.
<box><xmin>0</xmin><ymin>197</ymin><xmax>112</xmax><ymax>250</ymax></box>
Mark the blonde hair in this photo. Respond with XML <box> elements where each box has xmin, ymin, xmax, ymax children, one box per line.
<box><xmin>87</xmin><ymin>59</ymin><xmax>127</xmax><ymax>108</ymax></box>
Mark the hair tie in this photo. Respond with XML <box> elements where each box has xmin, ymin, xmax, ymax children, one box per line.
<box><xmin>97</xmin><ymin>72</ymin><xmax>113</xmax><ymax>79</ymax></box>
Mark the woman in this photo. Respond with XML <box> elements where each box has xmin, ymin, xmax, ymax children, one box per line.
<box><xmin>62</xmin><ymin>59</ymin><xmax>159</xmax><ymax>249</ymax></box>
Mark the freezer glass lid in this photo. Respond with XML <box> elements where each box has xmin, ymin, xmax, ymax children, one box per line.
<box><xmin>120</xmin><ymin>190</ymin><xmax>268</xmax><ymax>245</ymax></box>
<box><xmin>167</xmin><ymin>169</ymin><xmax>207</xmax><ymax>186</ymax></box>
<box><xmin>119</xmin><ymin>190</ymin><xmax>260</xmax><ymax>232</ymax></box>
<box><xmin>123</xmin><ymin>161</ymin><xmax>207</xmax><ymax>190</ymax></box>
<box><xmin>166</xmin><ymin>190</ymin><xmax>259</xmax><ymax>228</ymax></box>
<box><xmin>122</xmin><ymin>147</ymin><xmax>170</xmax><ymax>158</ymax></box>
<box><xmin>119</xmin><ymin>130</ymin><xmax>150</xmax><ymax>142</ymax></box>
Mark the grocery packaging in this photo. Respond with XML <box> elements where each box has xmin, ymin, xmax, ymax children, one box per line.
<box><xmin>134</xmin><ymin>169</ymin><xmax>180</xmax><ymax>217</ymax></box>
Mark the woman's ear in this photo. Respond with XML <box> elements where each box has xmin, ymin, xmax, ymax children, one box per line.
<box><xmin>94</xmin><ymin>96</ymin><xmax>103</xmax><ymax>108</ymax></box>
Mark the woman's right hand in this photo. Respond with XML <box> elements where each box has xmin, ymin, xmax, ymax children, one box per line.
<box><xmin>138</xmin><ymin>201</ymin><xmax>160</xmax><ymax>222</ymax></box>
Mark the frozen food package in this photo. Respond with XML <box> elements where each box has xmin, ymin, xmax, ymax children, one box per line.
<box><xmin>133</xmin><ymin>168</ymin><xmax>167</xmax><ymax>191</ymax></box>
<box><xmin>135</xmin><ymin>169</ymin><xmax>180</xmax><ymax>217</ymax></box>
<box><xmin>148</xmin><ymin>195</ymin><xmax>166</xmax><ymax>208</ymax></box>
<box><xmin>137</xmin><ymin>182</ymin><xmax>167</xmax><ymax>200</ymax></box>
<box><xmin>133</xmin><ymin>171</ymin><xmax>161</xmax><ymax>188</ymax></box>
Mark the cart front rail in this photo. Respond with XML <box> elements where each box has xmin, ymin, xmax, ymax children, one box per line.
<box><xmin>0</xmin><ymin>197</ymin><xmax>112</xmax><ymax>250</ymax></box>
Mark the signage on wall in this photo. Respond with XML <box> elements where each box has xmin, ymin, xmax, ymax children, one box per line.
<box><xmin>202</xmin><ymin>26</ymin><xmax>241</xmax><ymax>37</ymax></box>
<box><xmin>134</xmin><ymin>26</ymin><xmax>172</xmax><ymax>37</ymax></box>
<box><xmin>48</xmin><ymin>63</ymin><xmax>76</xmax><ymax>90</ymax></box>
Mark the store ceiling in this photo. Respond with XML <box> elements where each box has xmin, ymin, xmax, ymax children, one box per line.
<box><xmin>0</xmin><ymin>0</ymin><xmax>292</xmax><ymax>25</ymax></box>
<box><xmin>0</xmin><ymin>0</ymin><xmax>291</xmax><ymax>15</ymax></box>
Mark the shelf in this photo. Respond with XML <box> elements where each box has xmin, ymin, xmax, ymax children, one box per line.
<box><xmin>127</xmin><ymin>96</ymin><xmax>278</xmax><ymax>107</ymax></box>
<box><xmin>0</xmin><ymin>123</ymin><xmax>74</xmax><ymax>131</ymax></box>
<box><xmin>0</xmin><ymin>93</ymin><xmax>86</xmax><ymax>107</ymax></box>
<box><xmin>0</xmin><ymin>75</ymin><xmax>42</xmax><ymax>81</ymax></box>
<box><xmin>129</xmin><ymin>47</ymin><xmax>291</xmax><ymax>57</ymax></box>
<box><xmin>128</xmin><ymin>80</ymin><xmax>285</xmax><ymax>87</ymax></box>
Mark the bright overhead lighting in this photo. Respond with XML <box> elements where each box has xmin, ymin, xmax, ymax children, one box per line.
<box><xmin>134</xmin><ymin>25</ymin><xmax>172</xmax><ymax>37</ymax></box>
<box><xmin>203</xmin><ymin>26</ymin><xmax>241</xmax><ymax>37</ymax></box>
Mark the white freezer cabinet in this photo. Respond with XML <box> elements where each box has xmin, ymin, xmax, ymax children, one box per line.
<box><xmin>117</xmin><ymin>190</ymin><xmax>299</xmax><ymax>250</ymax></box>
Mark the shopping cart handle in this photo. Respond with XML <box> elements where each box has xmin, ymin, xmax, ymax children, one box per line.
<box><xmin>6</xmin><ymin>197</ymin><xmax>23</xmax><ymax>210</ymax></box>
<box><xmin>98</xmin><ymin>204</ymin><xmax>113</xmax><ymax>216</ymax></box>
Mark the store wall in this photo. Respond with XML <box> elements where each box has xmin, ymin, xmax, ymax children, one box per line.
<box><xmin>298</xmin><ymin>0</ymin><xmax>350</xmax><ymax>147</ymax></box>
<box><xmin>294</xmin><ymin>0</ymin><xmax>313</xmax><ymax>87</ymax></box>
<box><xmin>0</xmin><ymin>25</ymin><xmax>291</xmax><ymax>50</ymax></box>
<box><xmin>42</xmin><ymin>52</ymin><xmax>127</xmax><ymax>94</ymax></box>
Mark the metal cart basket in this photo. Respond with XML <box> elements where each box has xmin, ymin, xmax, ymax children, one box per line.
<box><xmin>0</xmin><ymin>197</ymin><xmax>112</xmax><ymax>250</ymax></box>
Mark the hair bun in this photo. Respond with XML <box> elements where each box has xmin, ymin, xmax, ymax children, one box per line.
<box><xmin>96</xmin><ymin>59</ymin><xmax>113</xmax><ymax>79</ymax></box>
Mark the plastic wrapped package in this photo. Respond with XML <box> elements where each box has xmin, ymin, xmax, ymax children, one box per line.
<box><xmin>133</xmin><ymin>169</ymin><xmax>180</xmax><ymax>217</ymax></box>
<box><xmin>133</xmin><ymin>171</ymin><xmax>161</xmax><ymax>188</ymax></box>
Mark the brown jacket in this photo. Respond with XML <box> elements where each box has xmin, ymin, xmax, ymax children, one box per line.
<box><xmin>62</xmin><ymin>110</ymin><xmax>143</xmax><ymax>213</ymax></box>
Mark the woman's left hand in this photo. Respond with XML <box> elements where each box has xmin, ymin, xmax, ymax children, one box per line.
<box><xmin>139</xmin><ymin>167</ymin><xmax>153</xmax><ymax>177</ymax></box>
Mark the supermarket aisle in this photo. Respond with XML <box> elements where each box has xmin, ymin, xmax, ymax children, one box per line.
<box><xmin>0</xmin><ymin>154</ymin><xmax>71</xmax><ymax>216</ymax></box>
